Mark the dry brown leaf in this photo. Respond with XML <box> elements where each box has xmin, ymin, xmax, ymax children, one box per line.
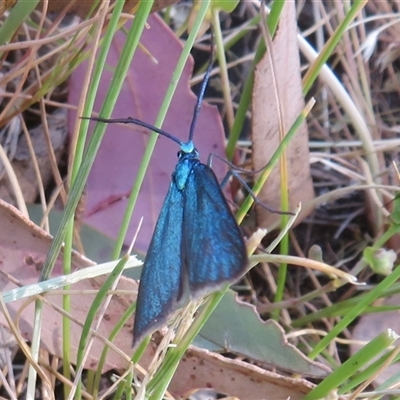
<box><xmin>252</xmin><ymin>2</ymin><xmax>314</xmax><ymax>228</ymax></box>
<box><xmin>0</xmin><ymin>199</ymin><xmax>137</xmax><ymax>371</ymax></box>
<box><xmin>170</xmin><ymin>346</ymin><xmax>314</xmax><ymax>399</ymax></box>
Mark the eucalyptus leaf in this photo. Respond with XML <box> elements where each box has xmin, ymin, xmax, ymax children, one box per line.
<box><xmin>196</xmin><ymin>291</ymin><xmax>330</xmax><ymax>378</ymax></box>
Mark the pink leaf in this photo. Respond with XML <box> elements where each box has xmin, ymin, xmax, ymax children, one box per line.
<box><xmin>68</xmin><ymin>14</ymin><xmax>227</xmax><ymax>253</ymax></box>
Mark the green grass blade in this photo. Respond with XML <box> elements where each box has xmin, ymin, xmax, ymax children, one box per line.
<box><xmin>226</xmin><ymin>0</ymin><xmax>285</xmax><ymax>161</ymax></box>
<box><xmin>72</xmin><ymin>255</ymin><xmax>129</xmax><ymax>399</ymax></box>
<box><xmin>309</xmin><ymin>265</ymin><xmax>400</xmax><ymax>359</ymax></box>
<box><xmin>0</xmin><ymin>0</ymin><xmax>39</xmax><ymax>47</ymax></box>
<box><xmin>305</xmin><ymin>330</ymin><xmax>399</xmax><ymax>400</ymax></box>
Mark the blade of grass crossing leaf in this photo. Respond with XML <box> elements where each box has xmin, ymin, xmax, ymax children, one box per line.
<box><xmin>92</xmin><ymin>301</ymin><xmax>137</xmax><ymax>398</ymax></box>
<box><xmin>309</xmin><ymin>265</ymin><xmax>400</xmax><ymax>359</ymax></box>
<box><xmin>112</xmin><ymin>0</ymin><xmax>212</xmax><ymax>260</ymax></box>
<box><xmin>304</xmin><ymin>330</ymin><xmax>399</xmax><ymax>400</ymax></box>
<box><xmin>70</xmin><ymin>255</ymin><xmax>130</xmax><ymax>400</ymax></box>
<box><xmin>236</xmin><ymin>99</ymin><xmax>315</xmax><ymax>321</ymax></box>
<box><xmin>226</xmin><ymin>0</ymin><xmax>285</xmax><ymax>161</ymax></box>
<box><xmin>258</xmin><ymin>4</ymin><xmax>292</xmax><ymax>320</ymax></box>
<box><xmin>236</xmin><ymin>98</ymin><xmax>315</xmax><ymax>224</ymax></box>
<box><xmin>235</xmin><ymin>99</ymin><xmax>315</xmax><ymax>322</ymax></box>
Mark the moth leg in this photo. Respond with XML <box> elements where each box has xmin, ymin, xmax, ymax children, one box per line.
<box><xmin>207</xmin><ymin>153</ymin><xmax>294</xmax><ymax>216</ymax></box>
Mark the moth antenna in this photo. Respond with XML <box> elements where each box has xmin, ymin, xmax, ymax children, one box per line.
<box><xmin>80</xmin><ymin>116</ymin><xmax>183</xmax><ymax>147</ymax></box>
<box><xmin>188</xmin><ymin>33</ymin><xmax>215</xmax><ymax>142</ymax></box>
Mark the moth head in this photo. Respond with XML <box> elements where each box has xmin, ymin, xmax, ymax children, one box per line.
<box><xmin>178</xmin><ymin>141</ymin><xmax>199</xmax><ymax>160</ymax></box>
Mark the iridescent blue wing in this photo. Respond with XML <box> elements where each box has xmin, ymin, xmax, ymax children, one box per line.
<box><xmin>182</xmin><ymin>162</ymin><xmax>248</xmax><ymax>297</ymax></box>
<box><xmin>132</xmin><ymin>182</ymin><xmax>184</xmax><ymax>347</ymax></box>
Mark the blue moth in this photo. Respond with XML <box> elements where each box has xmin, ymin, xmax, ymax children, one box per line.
<box><xmin>84</xmin><ymin>44</ymin><xmax>248</xmax><ymax>348</ymax></box>
<box><xmin>132</xmin><ymin>139</ymin><xmax>248</xmax><ymax>347</ymax></box>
